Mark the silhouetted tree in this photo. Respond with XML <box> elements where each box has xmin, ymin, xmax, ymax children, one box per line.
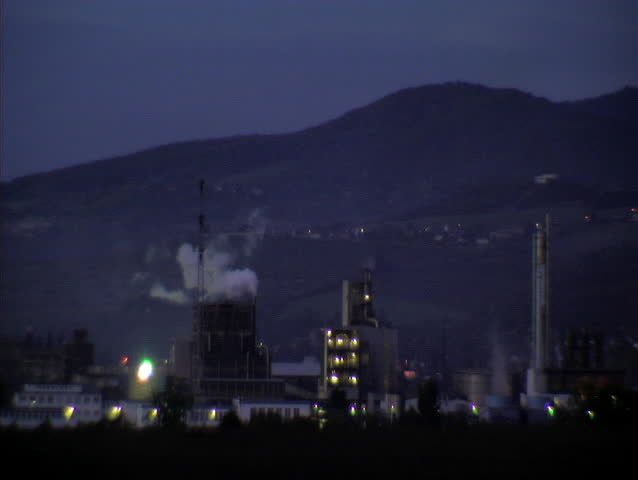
<box><xmin>418</xmin><ymin>378</ymin><xmax>441</xmax><ymax>428</ymax></box>
<box><xmin>248</xmin><ymin>411</ymin><xmax>283</xmax><ymax>430</ymax></box>
<box><xmin>219</xmin><ymin>410</ymin><xmax>242</xmax><ymax>431</ymax></box>
<box><xmin>153</xmin><ymin>376</ymin><xmax>193</xmax><ymax>430</ymax></box>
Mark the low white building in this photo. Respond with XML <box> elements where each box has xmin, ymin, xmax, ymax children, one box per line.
<box><xmin>1</xmin><ymin>384</ymin><xmax>102</xmax><ymax>429</ymax></box>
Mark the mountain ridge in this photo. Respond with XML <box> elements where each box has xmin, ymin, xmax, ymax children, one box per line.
<box><xmin>2</xmin><ymin>81</ymin><xmax>637</xmax><ymax>366</ymax></box>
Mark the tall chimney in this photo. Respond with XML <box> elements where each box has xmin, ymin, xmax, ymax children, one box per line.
<box><xmin>531</xmin><ymin>213</ymin><xmax>551</xmax><ymax>371</ymax></box>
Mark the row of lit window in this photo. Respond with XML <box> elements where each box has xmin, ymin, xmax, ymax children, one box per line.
<box><xmin>327</xmin><ymin>353</ymin><xmax>358</xmax><ymax>367</ymax></box>
<box><xmin>326</xmin><ymin>336</ymin><xmax>359</xmax><ymax>349</ymax></box>
<box><xmin>328</xmin><ymin>374</ymin><xmax>358</xmax><ymax>386</ymax></box>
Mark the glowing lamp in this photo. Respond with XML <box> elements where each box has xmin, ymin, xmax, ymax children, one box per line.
<box><xmin>108</xmin><ymin>406</ymin><xmax>122</xmax><ymax>420</ymax></box>
<box><xmin>137</xmin><ymin>359</ymin><xmax>154</xmax><ymax>382</ymax></box>
<box><xmin>64</xmin><ymin>406</ymin><xmax>75</xmax><ymax>420</ymax></box>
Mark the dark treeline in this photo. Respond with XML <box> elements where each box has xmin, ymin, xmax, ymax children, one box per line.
<box><xmin>2</xmin><ymin>414</ymin><xmax>632</xmax><ymax>477</ymax></box>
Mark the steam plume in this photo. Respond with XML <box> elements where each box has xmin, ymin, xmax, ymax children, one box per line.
<box><xmin>176</xmin><ymin>242</ymin><xmax>258</xmax><ymax>301</ymax></box>
<box><xmin>150</xmin><ymin>283</ymin><xmax>189</xmax><ymax>305</ymax></box>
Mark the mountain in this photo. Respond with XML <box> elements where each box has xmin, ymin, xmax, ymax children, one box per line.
<box><xmin>2</xmin><ymin>82</ymin><xmax>638</xmax><ymax>370</ymax></box>
<box><xmin>3</xmin><ymin>82</ymin><xmax>637</xmax><ymax>225</ymax></box>
<box><xmin>566</xmin><ymin>86</ymin><xmax>638</xmax><ymax>128</ymax></box>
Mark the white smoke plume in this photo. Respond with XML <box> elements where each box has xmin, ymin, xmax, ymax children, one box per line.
<box><xmin>150</xmin><ymin>283</ymin><xmax>189</xmax><ymax>305</ymax></box>
<box><xmin>176</xmin><ymin>244</ymin><xmax>199</xmax><ymax>290</ymax></box>
<box><xmin>146</xmin><ymin>211</ymin><xmax>264</xmax><ymax>304</ymax></box>
<box><xmin>176</xmin><ymin>241</ymin><xmax>258</xmax><ymax>301</ymax></box>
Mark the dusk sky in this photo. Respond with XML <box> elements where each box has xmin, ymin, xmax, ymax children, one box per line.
<box><xmin>2</xmin><ymin>0</ymin><xmax>637</xmax><ymax>181</ymax></box>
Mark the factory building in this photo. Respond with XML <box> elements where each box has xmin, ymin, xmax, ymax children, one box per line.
<box><xmin>544</xmin><ymin>328</ymin><xmax>624</xmax><ymax>395</ymax></box>
<box><xmin>0</xmin><ymin>384</ymin><xmax>102</xmax><ymax>429</ymax></box>
<box><xmin>191</xmin><ymin>299</ymin><xmax>279</xmax><ymax>404</ymax></box>
<box><xmin>342</xmin><ymin>268</ymin><xmax>378</xmax><ymax>328</ymax></box>
<box><xmin>321</xmin><ymin>269</ymin><xmax>400</xmax><ymax>417</ymax></box>
<box><xmin>168</xmin><ymin>336</ymin><xmax>192</xmax><ymax>380</ymax></box>
<box><xmin>0</xmin><ymin>328</ymin><xmax>95</xmax><ymax>404</ymax></box>
<box><xmin>522</xmin><ymin>215</ymin><xmax>625</xmax><ymax>420</ymax></box>
<box><xmin>271</xmin><ymin>356</ymin><xmax>321</xmax><ymax>400</ymax></box>
<box><xmin>322</xmin><ymin>328</ymin><xmax>361</xmax><ymax>401</ymax></box>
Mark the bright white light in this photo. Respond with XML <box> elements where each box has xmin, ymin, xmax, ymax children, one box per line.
<box><xmin>137</xmin><ymin>359</ymin><xmax>153</xmax><ymax>382</ymax></box>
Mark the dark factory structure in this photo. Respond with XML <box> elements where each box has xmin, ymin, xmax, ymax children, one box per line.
<box><xmin>191</xmin><ymin>299</ymin><xmax>277</xmax><ymax>404</ymax></box>
<box><xmin>189</xmin><ymin>180</ymin><xmax>281</xmax><ymax>405</ymax></box>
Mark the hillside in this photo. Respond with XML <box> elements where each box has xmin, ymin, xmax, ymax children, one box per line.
<box><xmin>1</xmin><ymin>82</ymin><xmax>637</xmax><ymax>368</ymax></box>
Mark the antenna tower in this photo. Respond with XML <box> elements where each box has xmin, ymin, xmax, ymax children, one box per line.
<box><xmin>197</xmin><ymin>179</ymin><xmax>207</xmax><ymax>304</ymax></box>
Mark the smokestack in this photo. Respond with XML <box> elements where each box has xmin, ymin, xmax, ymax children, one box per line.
<box><xmin>531</xmin><ymin>213</ymin><xmax>551</xmax><ymax>371</ymax></box>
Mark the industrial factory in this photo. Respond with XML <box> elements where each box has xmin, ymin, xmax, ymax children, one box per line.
<box><xmin>0</xmin><ymin>206</ymin><xmax>631</xmax><ymax>429</ymax></box>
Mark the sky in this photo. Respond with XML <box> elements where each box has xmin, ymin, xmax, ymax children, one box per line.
<box><xmin>2</xmin><ymin>0</ymin><xmax>637</xmax><ymax>181</ymax></box>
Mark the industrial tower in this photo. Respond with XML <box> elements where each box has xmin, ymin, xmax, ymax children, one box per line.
<box><xmin>527</xmin><ymin>213</ymin><xmax>551</xmax><ymax>396</ymax></box>
<box><xmin>190</xmin><ymin>180</ymin><xmax>273</xmax><ymax>404</ymax></box>
<box><xmin>323</xmin><ymin>269</ymin><xmax>400</xmax><ymax>416</ymax></box>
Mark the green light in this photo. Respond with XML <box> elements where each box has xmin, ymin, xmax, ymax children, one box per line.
<box><xmin>471</xmin><ymin>404</ymin><xmax>480</xmax><ymax>416</ymax></box>
<box><xmin>137</xmin><ymin>358</ymin><xmax>154</xmax><ymax>382</ymax></box>
<box><xmin>546</xmin><ymin>405</ymin><xmax>556</xmax><ymax>417</ymax></box>
<box><xmin>587</xmin><ymin>410</ymin><xmax>595</xmax><ymax>420</ymax></box>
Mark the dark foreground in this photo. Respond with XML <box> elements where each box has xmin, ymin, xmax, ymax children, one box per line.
<box><xmin>2</xmin><ymin>422</ymin><xmax>631</xmax><ymax>478</ymax></box>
